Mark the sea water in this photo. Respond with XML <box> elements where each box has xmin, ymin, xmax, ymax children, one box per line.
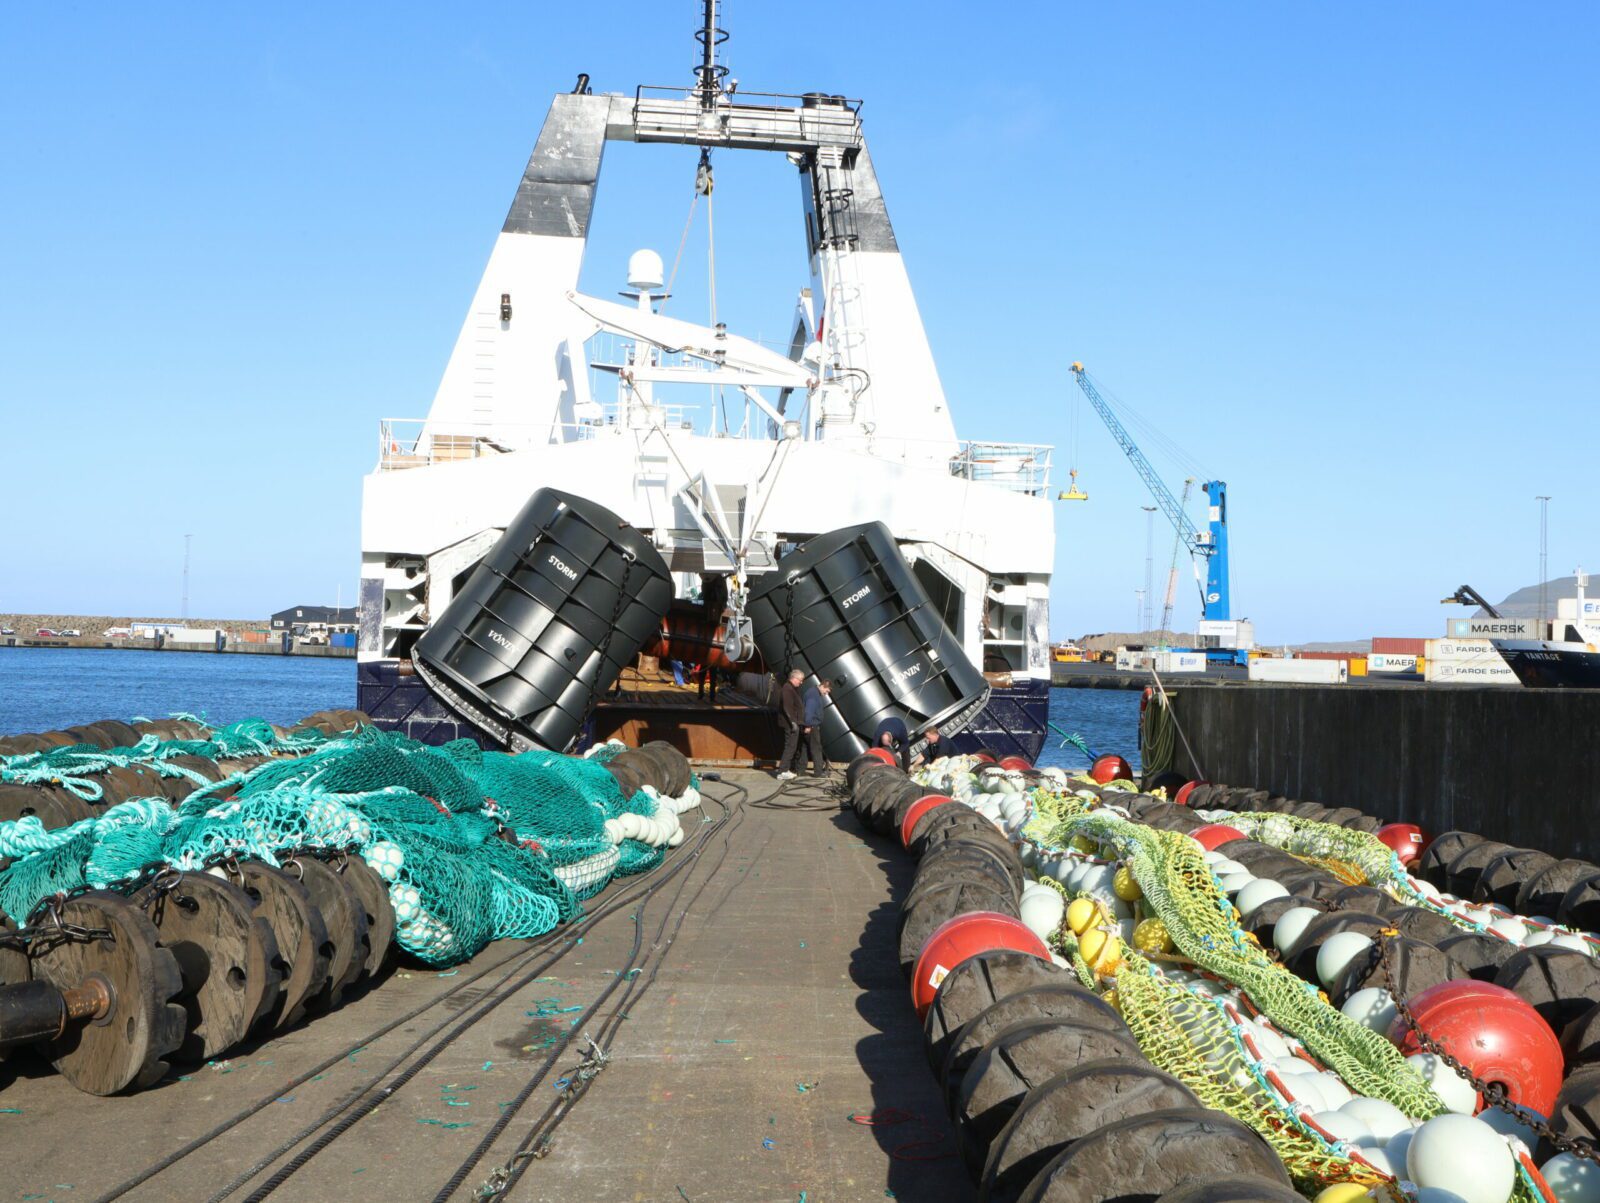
<box><xmin>0</xmin><ymin>649</ymin><xmax>356</xmax><ymax>736</ymax></box>
<box><xmin>0</xmin><ymin>648</ymin><xmax>1142</xmax><ymax>770</ymax></box>
<box><xmin>1038</xmin><ymin>687</ymin><xmax>1142</xmax><ymax>774</ymax></box>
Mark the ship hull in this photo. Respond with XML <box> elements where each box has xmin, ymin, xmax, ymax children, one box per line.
<box><xmin>358</xmin><ymin>659</ymin><xmax>1051</xmax><ymax>764</ymax></box>
<box><xmin>1493</xmin><ymin>640</ymin><xmax>1600</xmax><ymax>688</ymax></box>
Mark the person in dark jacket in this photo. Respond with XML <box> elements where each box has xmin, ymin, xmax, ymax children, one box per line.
<box><xmin>872</xmin><ymin>716</ymin><xmax>912</xmax><ymax>773</ymax></box>
<box><xmin>799</xmin><ymin>678</ymin><xmax>831</xmax><ymax>777</ymax></box>
<box><xmin>776</xmin><ymin>668</ymin><xmax>806</xmax><ymax>779</ymax></box>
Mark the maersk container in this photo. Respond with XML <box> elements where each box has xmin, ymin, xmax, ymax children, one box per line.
<box><xmin>1368</xmin><ymin>653</ymin><xmax>1418</xmax><ymax>673</ymax></box>
<box><xmin>1248</xmin><ymin>658</ymin><xmax>1347</xmax><ymax>684</ymax></box>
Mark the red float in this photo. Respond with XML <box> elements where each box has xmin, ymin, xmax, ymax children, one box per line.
<box><xmin>998</xmin><ymin>755</ymin><xmax>1034</xmax><ymax>772</ymax></box>
<box><xmin>910</xmin><ymin>911</ymin><xmax>1050</xmax><ymax>1017</ymax></box>
<box><xmin>1388</xmin><ymin>980</ymin><xmax>1564</xmax><ymax>1117</ymax></box>
<box><xmin>900</xmin><ymin>795</ymin><xmax>956</xmax><ymax>849</ymax></box>
<box><xmin>1191</xmin><ymin>824</ymin><xmax>1245</xmax><ymax>851</ymax></box>
<box><xmin>1376</xmin><ymin>822</ymin><xmax>1429</xmax><ymax>866</ymax></box>
<box><xmin>972</xmin><ymin>751</ymin><xmax>998</xmax><ymax>766</ymax></box>
<box><xmin>863</xmin><ymin>747</ymin><xmax>897</xmax><ymax>766</ymax></box>
<box><xmin>1173</xmin><ymin>780</ymin><xmax>1203</xmax><ymax>807</ymax></box>
<box><xmin>1090</xmin><ymin>754</ymin><xmax>1134</xmax><ymax>784</ymax></box>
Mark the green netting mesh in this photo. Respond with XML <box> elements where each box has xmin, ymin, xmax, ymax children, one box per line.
<box><xmin>1014</xmin><ymin>777</ymin><xmax>1545</xmax><ymax>1203</ymax></box>
<box><xmin>0</xmin><ymin>719</ymin><xmax>699</xmax><ymax>965</ymax></box>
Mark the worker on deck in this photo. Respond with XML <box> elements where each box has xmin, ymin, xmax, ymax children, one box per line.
<box><xmin>872</xmin><ymin>716</ymin><xmax>911</xmax><ymax>773</ymax></box>
<box><xmin>799</xmin><ymin>678</ymin><xmax>831</xmax><ymax>777</ymax></box>
<box><xmin>911</xmin><ymin>726</ymin><xmax>942</xmax><ymax>768</ymax></box>
<box><xmin>776</xmin><ymin>668</ymin><xmax>806</xmax><ymax>780</ymax></box>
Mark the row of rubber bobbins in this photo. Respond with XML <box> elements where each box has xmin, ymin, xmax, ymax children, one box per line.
<box><xmin>845</xmin><ymin>752</ymin><xmax>1304</xmax><ymax>1203</ymax></box>
<box><xmin>0</xmin><ymin>710</ymin><xmax>372</xmax><ymax>830</ymax></box>
<box><xmin>0</xmin><ymin>710</ymin><xmax>393</xmax><ymax>1097</ymax></box>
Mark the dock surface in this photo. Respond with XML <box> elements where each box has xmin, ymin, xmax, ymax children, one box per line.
<box><xmin>0</xmin><ymin>771</ymin><xmax>970</xmax><ymax>1202</ymax></box>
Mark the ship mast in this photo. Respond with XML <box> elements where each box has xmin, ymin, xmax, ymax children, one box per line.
<box><xmin>693</xmin><ymin>0</ymin><xmax>729</xmax><ymax>111</ymax></box>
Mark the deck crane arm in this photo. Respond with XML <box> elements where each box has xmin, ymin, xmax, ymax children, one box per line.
<box><xmin>1441</xmin><ymin>585</ymin><xmax>1502</xmax><ymax>619</ymax></box>
<box><xmin>1069</xmin><ymin>363</ymin><xmax>1206</xmax><ymax>556</ymax></box>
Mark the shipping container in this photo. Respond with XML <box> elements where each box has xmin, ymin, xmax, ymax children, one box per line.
<box><xmin>1294</xmin><ymin>651</ymin><xmax>1359</xmax><ymax>662</ymax></box>
<box><xmin>164</xmin><ymin>628</ymin><xmax>222</xmax><ymax>644</ymax></box>
<box><xmin>1249</xmin><ymin>658</ymin><xmax>1347</xmax><ymax>684</ymax></box>
<box><xmin>1424</xmin><ymin>657</ymin><xmax>1517</xmax><ymax>684</ymax></box>
<box><xmin>1349</xmin><ymin>657</ymin><xmax>1368</xmax><ymax>676</ymax></box>
<box><xmin>1371</xmin><ymin>637</ymin><xmax>1427</xmax><ymax>656</ymax></box>
<box><xmin>1445</xmin><ymin>617</ymin><xmax>1539</xmax><ymax>639</ymax></box>
<box><xmin>330</xmin><ymin>632</ymin><xmax>356</xmax><ymax>649</ymax></box>
<box><xmin>1422</xmin><ymin>639</ymin><xmax>1518</xmax><ymax>685</ymax></box>
<box><xmin>1368</xmin><ymin>653</ymin><xmax>1418</xmax><ymax>673</ymax></box>
<box><xmin>239</xmin><ymin>629</ymin><xmax>270</xmax><ymax>644</ymax></box>
<box><xmin>1115</xmin><ymin>649</ymin><xmax>1154</xmax><ymax>672</ymax></box>
<box><xmin>1153</xmin><ymin>650</ymin><xmax>1205</xmax><ymax>674</ymax></box>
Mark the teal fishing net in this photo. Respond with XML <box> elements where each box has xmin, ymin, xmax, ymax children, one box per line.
<box><xmin>0</xmin><ymin>720</ymin><xmax>697</xmax><ymax>965</ymax></box>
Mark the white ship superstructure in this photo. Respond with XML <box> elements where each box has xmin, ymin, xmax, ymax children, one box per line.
<box><xmin>357</xmin><ymin>22</ymin><xmax>1055</xmax><ymax>757</ymax></box>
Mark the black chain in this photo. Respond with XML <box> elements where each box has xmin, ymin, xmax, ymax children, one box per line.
<box><xmin>1374</xmin><ymin>931</ymin><xmax>1597</xmax><ymax>1164</ymax></box>
<box><xmin>9</xmin><ymin>893</ymin><xmax>115</xmax><ymax>953</ymax></box>
<box><xmin>782</xmin><ymin>580</ymin><xmax>796</xmax><ymax>676</ymax></box>
<box><xmin>577</xmin><ymin>554</ymin><xmax>636</xmax><ymax>738</ymax></box>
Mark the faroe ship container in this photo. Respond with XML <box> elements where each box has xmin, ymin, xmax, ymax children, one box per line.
<box><xmin>413</xmin><ymin>489</ymin><xmax>673</xmax><ymax>751</ymax></box>
<box><xmin>748</xmin><ymin>522</ymin><xmax>989</xmax><ymax>763</ymax></box>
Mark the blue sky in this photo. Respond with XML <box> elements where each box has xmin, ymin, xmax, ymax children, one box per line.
<box><xmin>1</xmin><ymin>3</ymin><xmax>1594</xmax><ymax>643</ymax></box>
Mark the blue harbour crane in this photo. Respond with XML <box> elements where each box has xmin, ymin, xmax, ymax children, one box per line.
<box><xmin>1063</xmin><ymin>363</ymin><xmax>1245</xmax><ymax>662</ymax></box>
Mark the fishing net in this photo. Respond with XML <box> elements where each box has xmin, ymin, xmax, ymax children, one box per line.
<box><xmin>0</xmin><ymin>719</ymin><xmax>699</xmax><ymax>964</ymax></box>
<box><xmin>1011</xmin><ymin>777</ymin><xmax>1552</xmax><ymax>1203</ymax></box>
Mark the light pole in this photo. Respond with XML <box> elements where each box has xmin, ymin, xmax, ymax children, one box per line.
<box><xmin>1141</xmin><ymin>506</ymin><xmax>1157</xmax><ymax>633</ymax></box>
<box><xmin>1537</xmin><ymin>496</ymin><xmax>1551</xmax><ymax>634</ymax></box>
<box><xmin>182</xmin><ymin>534</ymin><xmax>192</xmax><ymax>621</ymax></box>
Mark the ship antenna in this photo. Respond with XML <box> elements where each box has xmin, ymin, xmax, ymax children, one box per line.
<box><xmin>694</xmin><ymin>0</ymin><xmax>729</xmax><ymax>111</ymax></box>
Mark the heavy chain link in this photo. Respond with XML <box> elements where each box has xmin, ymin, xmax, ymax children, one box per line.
<box><xmin>1374</xmin><ymin>931</ymin><xmax>1597</xmax><ymax>1165</ymax></box>
<box><xmin>781</xmin><ymin>580</ymin><xmax>796</xmax><ymax>677</ymax></box>
<box><xmin>7</xmin><ymin>893</ymin><xmax>115</xmax><ymax>953</ymax></box>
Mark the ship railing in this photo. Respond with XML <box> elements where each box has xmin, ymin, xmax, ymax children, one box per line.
<box><xmin>378</xmin><ymin>413</ymin><xmax>700</xmax><ymax>469</ymax></box>
<box><xmin>378</xmin><ymin>419</ymin><xmax>562</xmax><ymax>470</ymax></box>
<box><xmin>631</xmin><ymin>86</ymin><xmax>864</xmax><ymax>151</ymax></box>
<box><xmin>378</xmin><ymin>420</ymin><xmax>1052</xmax><ymax>496</ymax></box>
<box><xmin>949</xmin><ymin>442</ymin><xmax>1054</xmax><ymax>495</ymax></box>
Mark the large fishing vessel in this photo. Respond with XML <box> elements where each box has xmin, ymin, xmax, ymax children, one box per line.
<box><xmin>355</xmin><ymin>14</ymin><xmax>1054</xmax><ymax>761</ymax></box>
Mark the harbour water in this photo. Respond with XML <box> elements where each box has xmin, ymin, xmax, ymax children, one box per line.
<box><xmin>0</xmin><ymin>647</ymin><xmax>1140</xmax><ymax>769</ymax></box>
<box><xmin>0</xmin><ymin>648</ymin><xmax>356</xmax><ymax>735</ymax></box>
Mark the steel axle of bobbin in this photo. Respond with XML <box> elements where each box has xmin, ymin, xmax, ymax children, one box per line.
<box><xmin>0</xmin><ymin>892</ymin><xmax>187</xmax><ymax>1095</ymax></box>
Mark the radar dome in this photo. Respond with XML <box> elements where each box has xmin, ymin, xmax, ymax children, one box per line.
<box><xmin>628</xmin><ymin>248</ymin><xmax>664</xmax><ymax>291</ymax></box>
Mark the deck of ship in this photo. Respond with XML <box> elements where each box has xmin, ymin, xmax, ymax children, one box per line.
<box><xmin>0</xmin><ymin>771</ymin><xmax>971</xmax><ymax>1202</ymax></box>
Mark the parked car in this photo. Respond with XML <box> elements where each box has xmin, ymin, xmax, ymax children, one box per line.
<box><xmin>61</xmin><ymin>628</ymin><xmax>82</xmax><ymax>637</ymax></box>
<box><xmin>36</xmin><ymin>628</ymin><xmax>56</xmax><ymax>637</ymax></box>
<box><xmin>1</xmin><ymin>627</ymin><xmax>13</xmax><ymax>635</ymax></box>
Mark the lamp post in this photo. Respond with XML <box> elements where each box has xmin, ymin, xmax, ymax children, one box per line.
<box><xmin>1141</xmin><ymin>505</ymin><xmax>1157</xmax><ymax>633</ymax></box>
<box><xmin>1537</xmin><ymin>496</ymin><xmax>1551</xmax><ymax>635</ymax></box>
